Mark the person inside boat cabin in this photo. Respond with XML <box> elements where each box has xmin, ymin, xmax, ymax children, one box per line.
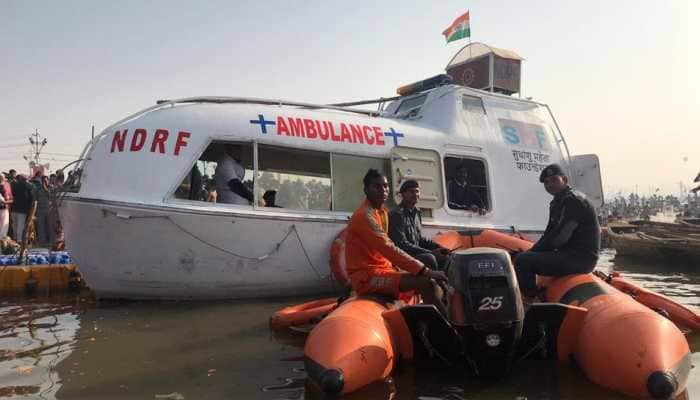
<box><xmin>263</xmin><ymin>190</ymin><xmax>282</xmax><ymax>208</ymax></box>
<box><xmin>345</xmin><ymin>169</ymin><xmax>448</xmax><ymax>316</ymax></box>
<box><xmin>514</xmin><ymin>163</ymin><xmax>600</xmax><ymax>300</ymax></box>
<box><xmin>214</xmin><ymin>144</ymin><xmax>254</xmax><ymax>205</ymax></box>
<box><xmin>447</xmin><ymin>163</ymin><xmax>486</xmax><ymax>214</ymax></box>
<box><xmin>389</xmin><ymin>179</ymin><xmax>450</xmax><ymax>270</ymax></box>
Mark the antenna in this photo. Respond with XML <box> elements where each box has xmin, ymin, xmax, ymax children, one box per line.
<box><xmin>24</xmin><ymin>129</ymin><xmax>48</xmax><ymax>174</ymax></box>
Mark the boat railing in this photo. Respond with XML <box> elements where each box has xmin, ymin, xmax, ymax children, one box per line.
<box><xmin>543</xmin><ymin>104</ymin><xmax>573</xmax><ymax>170</ymax></box>
<box><xmin>79</xmin><ymin>96</ymin><xmax>386</xmax><ymax>155</ymax></box>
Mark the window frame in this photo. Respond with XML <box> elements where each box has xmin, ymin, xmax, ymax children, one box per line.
<box><xmin>462</xmin><ymin>94</ymin><xmax>487</xmax><ymax>115</ymax></box>
<box><xmin>255</xmin><ymin>143</ymin><xmax>332</xmax><ymax>212</ymax></box>
<box><xmin>166</xmin><ymin>140</ymin><xmax>401</xmax><ymax>218</ymax></box>
<box><xmin>165</xmin><ymin>138</ymin><xmax>256</xmax><ymax>208</ymax></box>
<box><xmin>442</xmin><ymin>154</ymin><xmax>492</xmax><ymax>216</ymax></box>
<box><xmin>395</xmin><ymin>93</ymin><xmax>429</xmax><ymax>116</ymax></box>
<box><xmin>328</xmin><ymin>151</ymin><xmax>396</xmax><ymax>213</ymax></box>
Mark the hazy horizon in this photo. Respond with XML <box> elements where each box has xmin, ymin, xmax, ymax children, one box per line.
<box><xmin>1</xmin><ymin>0</ymin><xmax>697</xmax><ymax>199</ymax></box>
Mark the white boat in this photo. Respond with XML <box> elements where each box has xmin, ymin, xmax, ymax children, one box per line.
<box><xmin>60</xmin><ymin>46</ymin><xmax>603</xmax><ymax>300</ymax></box>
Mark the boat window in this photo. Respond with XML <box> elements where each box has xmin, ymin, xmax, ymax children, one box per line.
<box><xmin>172</xmin><ymin>141</ymin><xmax>254</xmax><ymax>206</ymax></box>
<box><xmin>257</xmin><ymin>145</ymin><xmax>331</xmax><ymax>211</ymax></box>
<box><xmin>395</xmin><ymin>94</ymin><xmax>428</xmax><ymax>115</ymax></box>
<box><xmin>331</xmin><ymin>154</ymin><xmax>396</xmax><ymax>212</ymax></box>
<box><xmin>462</xmin><ymin>95</ymin><xmax>486</xmax><ymax>114</ymax></box>
<box><xmin>444</xmin><ymin>156</ymin><xmax>490</xmax><ymax>212</ymax></box>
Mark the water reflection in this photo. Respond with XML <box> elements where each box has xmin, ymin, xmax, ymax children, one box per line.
<box><xmin>0</xmin><ymin>299</ymin><xmax>80</xmax><ymax>399</ymax></box>
<box><xmin>0</xmin><ymin>248</ymin><xmax>697</xmax><ymax>399</ymax></box>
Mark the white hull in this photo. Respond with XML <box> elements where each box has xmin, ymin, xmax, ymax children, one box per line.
<box><xmin>61</xmin><ymin>197</ymin><xmax>541</xmax><ymax>300</ymax></box>
<box><xmin>61</xmin><ymin>198</ymin><xmax>344</xmax><ymax>299</ymax></box>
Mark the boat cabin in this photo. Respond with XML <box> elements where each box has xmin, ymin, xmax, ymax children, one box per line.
<box><xmin>68</xmin><ymin>80</ymin><xmax>602</xmax><ymax>233</ymax></box>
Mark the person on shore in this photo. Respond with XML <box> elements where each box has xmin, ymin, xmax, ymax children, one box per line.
<box><xmin>514</xmin><ymin>164</ymin><xmax>600</xmax><ymax>300</ymax></box>
<box><xmin>214</xmin><ymin>145</ymin><xmax>253</xmax><ymax>205</ymax></box>
<box><xmin>345</xmin><ymin>169</ymin><xmax>448</xmax><ymax>316</ymax></box>
<box><xmin>55</xmin><ymin>170</ymin><xmax>65</xmax><ymax>187</ymax></box>
<box><xmin>389</xmin><ymin>179</ymin><xmax>450</xmax><ymax>270</ymax></box>
<box><xmin>6</xmin><ymin>171</ymin><xmax>16</xmax><ymax>237</ymax></box>
<box><xmin>10</xmin><ymin>174</ymin><xmax>34</xmax><ymax>241</ymax></box>
<box><xmin>0</xmin><ymin>173</ymin><xmax>13</xmax><ymax>238</ymax></box>
<box><xmin>447</xmin><ymin>163</ymin><xmax>486</xmax><ymax>214</ymax></box>
<box><xmin>33</xmin><ymin>175</ymin><xmax>55</xmax><ymax>247</ymax></box>
<box><xmin>0</xmin><ymin>174</ymin><xmax>9</xmax><ymax>238</ymax></box>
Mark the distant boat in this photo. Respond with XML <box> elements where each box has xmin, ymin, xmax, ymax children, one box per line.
<box><xmin>649</xmin><ymin>204</ymin><xmax>677</xmax><ymax>223</ymax></box>
<box><xmin>608</xmin><ymin>220</ymin><xmax>700</xmax><ymax>265</ymax></box>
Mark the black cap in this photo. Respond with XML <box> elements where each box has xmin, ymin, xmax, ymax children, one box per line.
<box><xmin>539</xmin><ymin>164</ymin><xmax>565</xmax><ymax>183</ymax></box>
<box><xmin>399</xmin><ymin>179</ymin><xmax>419</xmax><ymax>193</ymax></box>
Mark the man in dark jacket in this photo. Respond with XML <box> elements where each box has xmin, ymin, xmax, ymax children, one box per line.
<box><xmin>10</xmin><ymin>174</ymin><xmax>34</xmax><ymax>241</ymax></box>
<box><xmin>514</xmin><ymin>164</ymin><xmax>600</xmax><ymax>297</ymax></box>
<box><xmin>389</xmin><ymin>180</ymin><xmax>450</xmax><ymax>270</ymax></box>
<box><xmin>447</xmin><ymin>163</ymin><xmax>486</xmax><ymax>214</ymax></box>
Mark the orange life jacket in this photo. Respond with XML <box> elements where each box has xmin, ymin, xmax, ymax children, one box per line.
<box><xmin>345</xmin><ymin>199</ymin><xmax>424</xmax><ymax>282</ymax></box>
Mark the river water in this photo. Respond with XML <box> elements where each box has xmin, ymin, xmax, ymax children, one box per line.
<box><xmin>0</xmin><ymin>249</ymin><xmax>698</xmax><ymax>400</ymax></box>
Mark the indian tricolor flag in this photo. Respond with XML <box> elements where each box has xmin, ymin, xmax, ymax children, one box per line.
<box><xmin>442</xmin><ymin>11</ymin><xmax>470</xmax><ymax>43</ymax></box>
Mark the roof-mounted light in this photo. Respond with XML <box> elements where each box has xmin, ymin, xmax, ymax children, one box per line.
<box><xmin>396</xmin><ymin>74</ymin><xmax>453</xmax><ymax>96</ymax></box>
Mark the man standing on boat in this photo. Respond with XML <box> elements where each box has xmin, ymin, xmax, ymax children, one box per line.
<box><xmin>215</xmin><ymin>144</ymin><xmax>253</xmax><ymax>205</ymax></box>
<box><xmin>447</xmin><ymin>163</ymin><xmax>486</xmax><ymax>214</ymax></box>
<box><xmin>389</xmin><ymin>179</ymin><xmax>450</xmax><ymax>270</ymax></box>
<box><xmin>345</xmin><ymin>169</ymin><xmax>448</xmax><ymax>316</ymax></box>
<box><xmin>514</xmin><ymin>164</ymin><xmax>600</xmax><ymax>299</ymax></box>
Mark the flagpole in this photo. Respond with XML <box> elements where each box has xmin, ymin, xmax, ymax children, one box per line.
<box><xmin>468</xmin><ymin>36</ymin><xmax>471</xmax><ymax>60</ymax></box>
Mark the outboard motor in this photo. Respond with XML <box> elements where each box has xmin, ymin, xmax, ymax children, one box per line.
<box><xmin>446</xmin><ymin>247</ymin><xmax>525</xmax><ymax>377</ymax></box>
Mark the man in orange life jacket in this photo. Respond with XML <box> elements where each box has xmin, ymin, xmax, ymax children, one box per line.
<box><xmin>345</xmin><ymin>169</ymin><xmax>448</xmax><ymax>316</ymax></box>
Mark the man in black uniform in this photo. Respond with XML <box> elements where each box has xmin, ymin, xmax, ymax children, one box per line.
<box><xmin>514</xmin><ymin>164</ymin><xmax>600</xmax><ymax>297</ymax></box>
<box><xmin>389</xmin><ymin>180</ymin><xmax>450</xmax><ymax>270</ymax></box>
<box><xmin>447</xmin><ymin>163</ymin><xmax>486</xmax><ymax>214</ymax></box>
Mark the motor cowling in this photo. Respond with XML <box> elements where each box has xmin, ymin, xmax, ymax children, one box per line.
<box><xmin>446</xmin><ymin>247</ymin><xmax>524</xmax><ymax>377</ymax></box>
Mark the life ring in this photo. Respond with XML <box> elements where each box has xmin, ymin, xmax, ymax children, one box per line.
<box><xmin>329</xmin><ymin>228</ymin><xmax>350</xmax><ymax>287</ymax></box>
<box><xmin>270</xmin><ymin>297</ymin><xmax>338</xmax><ymax>330</ymax></box>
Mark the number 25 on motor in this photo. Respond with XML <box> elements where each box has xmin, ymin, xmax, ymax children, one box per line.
<box><xmin>478</xmin><ymin>296</ymin><xmax>503</xmax><ymax>310</ymax></box>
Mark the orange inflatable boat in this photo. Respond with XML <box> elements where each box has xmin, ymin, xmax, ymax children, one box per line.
<box><xmin>273</xmin><ymin>229</ymin><xmax>696</xmax><ymax>399</ymax></box>
<box><xmin>539</xmin><ymin>273</ymin><xmax>691</xmax><ymax>398</ymax></box>
<box><xmin>602</xmin><ymin>271</ymin><xmax>700</xmax><ymax>331</ymax></box>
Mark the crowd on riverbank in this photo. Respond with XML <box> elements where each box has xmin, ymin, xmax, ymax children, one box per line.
<box><xmin>601</xmin><ymin>191</ymin><xmax>700</xmax><ymax>222</ymax></box>
<box><xmin>0</xmin><ymin>168</ymin><xmax>64</xmax><ymax>249</ymax></box>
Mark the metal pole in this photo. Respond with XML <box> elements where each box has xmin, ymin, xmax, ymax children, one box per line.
<box><xmin>489</xmin><ymin>54</ymin><xmax>494</xmax><ymax>92</ymax></box>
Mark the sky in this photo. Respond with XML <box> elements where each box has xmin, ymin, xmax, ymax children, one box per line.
<box><xmin>1</xmin><ymin>0</ymin><xmax>697</xmax><ymax>199</ymax></box>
